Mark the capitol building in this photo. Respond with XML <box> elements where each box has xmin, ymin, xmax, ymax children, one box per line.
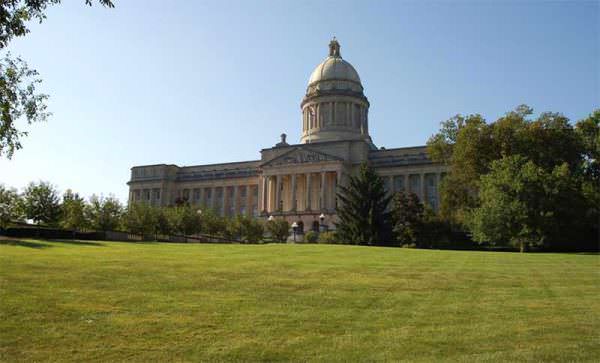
<box><xmin>128</xmin><ymin>39</ymin><xmax>446</xmax><ymax>232</ymax></box>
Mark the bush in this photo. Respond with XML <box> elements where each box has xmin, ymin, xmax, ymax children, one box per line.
<box><xmin>317</xmin><ymin>231</ymin><xmax>338</xmax><ymax>244</ymax></box>
<box><xmin>304</xmin><ymin>230</ymin><xmax>318</xmax><ymax>243</ymax></box>
<box><xmin>227</xmin><ymin>215</ymin><xmax>264</xmax><ymax>243</ymax></box>
<box><xmin>266</xmin><ymin>219</ymin><xmax>289</xmax><ymax>243</ymax></box>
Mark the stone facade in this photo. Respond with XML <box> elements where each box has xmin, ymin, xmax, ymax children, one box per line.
<box><xmin>127</xmin><ymin>38</ymin><xmax>447</xmax><ymax>232</ymax></box>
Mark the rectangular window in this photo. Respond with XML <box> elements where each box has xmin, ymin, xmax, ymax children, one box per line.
<box><xmin>183</xmin><ymin>189</ymin><xmax>190</xmax><ymax>201</ymax></box>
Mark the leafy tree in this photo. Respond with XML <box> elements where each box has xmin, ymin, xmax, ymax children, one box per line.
<box><xmin>576</xmin><ymin>110</ymin><xmax>600</xmax><ymax>245</ymax></box>
<box><xmin>87</xmin><ymin>194</ymin><xmax>123</xmax><ymax>231</ymax></box>
<box><xmin>466</xmin><ymin>155</ymin><xmax>586</xmax><ymax>252</ymax></box>
<box><xmin>123</xmin><ymin>202</ymin><xmax>157</xmax><ymax>238</ymax></box>
<box><xmin>0</xmin><ymin>184</ymin><xmax>22</xmax><ymax>229</ymax></box>
<box><xmin>336</xmin><ymin>163</ymin><xmax>392</xmax><ymax>245</ymax></box>
<box><xmin>0</xmin><ymin>0</ymin><xmax>114</xmax><ymax>158</ymax></box>
<box><xmin>391</xmin><ymin>192</ymin><xmax>424</xmax><ymax>246</ymax></box>
<box><xmin>60</xmin><ymin>189</ymin><xmax>89</xmax><ymax>231</ymax></box>
<box><xmin>154</xmin><ymin>208</ymin><xmax>172</xmax><ymax>236</ymax></box>
<box><xmin>166</xmin><ymin>204</ymin><xmax>201</xmax><ymax>235</ymax></box>
<box><xmin>428</xmin><ymin>106</ymin><xmax>586</xmax><ymax>223</ymax></box>
<box><xmin>21</xmin><ymin>181</ymin><xmax>61</xmax><ymax>225</ymax></box>
<box><xmin>265</xmin><ymin>218</ymin><xmax>289</xmax><ymax>243</ymax></box>
<box><xmin>227</xmin><ymin>215</ymin><xmax>264</xmax><ymax>243</ymax></box>
<box><xmin>200</xmin><ymin>209</ymin><xmax>227</xmax><ymax>237</ymax></box>
<box><xmin>0</xmin><ymin>54</ymin><xmax>49</xmax><ymax>158</ymax></box>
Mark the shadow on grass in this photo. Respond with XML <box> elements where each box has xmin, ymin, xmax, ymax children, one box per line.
<box><xmin>0</xmin><ymin>239</ymin><xmax>51</xmax><ymax>249</ymax></box>
<box><xmin>48</xmin><ymin>239</ymin><xmax>105</xmax><ymax>247</ymax></box>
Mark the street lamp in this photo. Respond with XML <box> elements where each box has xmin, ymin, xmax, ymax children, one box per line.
<box><xmin>291</xmin><ymin>221</ymin><xmax>298</xmax><ymax>243</ymax></box>
<box><xmin>319</xmin><ymin>213</ymin><xmax>325</xmax><ymax>232</ymax></box>
<box><xmin>268</xmin><ymin>215</ymin><xmax>274</xmax><ymax>222</ymax></box>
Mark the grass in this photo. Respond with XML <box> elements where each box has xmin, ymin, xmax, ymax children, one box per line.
<box><xmin>0</xmin><ymin>239</ymin><xmax>599</xmax><ymax>362</ymax></box>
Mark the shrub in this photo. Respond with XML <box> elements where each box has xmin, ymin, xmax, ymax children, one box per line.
<box><xmin>304</xmin><ymin>230</ymin><xmax>318</xmax><ymax>243</ymax></box>
<box><xmin>266</xmin><ymin>219</ymin><xmax>289</xmax><ymax>243</ymax></box>
<box><xmin>317</xmin><ymin>231</ymin><xmax>338</xmax><ymax>244</ymax></box>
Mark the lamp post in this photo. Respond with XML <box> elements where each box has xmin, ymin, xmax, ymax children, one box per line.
<box><xmin>291</xmin><ymin>221</ymin><xmax>298</xmax><ymax>243</ymax></box>
<box><xmin>319</xmin><ymin>213</ymin><xmax>325</xmax><ymax>232</ymax></box>
<box><xmin>268</xmin><ymin>215</ymin><xmax>274</xmax><ymax>222</ymax></box>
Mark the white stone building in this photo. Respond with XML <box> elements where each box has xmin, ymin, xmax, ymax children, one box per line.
<box><xmin>128</xmin><ymin>39</ymin><xmax>447</xmax><ymax>232</ymax></box>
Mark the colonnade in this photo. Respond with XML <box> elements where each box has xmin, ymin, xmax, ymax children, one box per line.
<box><xmin>260</xmin><ymin>171</ymin><xmax>340</xmax><ymax>214</ymax></box>
<box><xmin>179</xmin><ymin>184</ymin><xmax>259</xmax><ymax>216</ymax></box>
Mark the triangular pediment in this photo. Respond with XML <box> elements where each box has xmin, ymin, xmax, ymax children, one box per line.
<box><xmin>261</xmin><ymin>147</ymin><xmax>344</xmax><ymax>167</ymax></box>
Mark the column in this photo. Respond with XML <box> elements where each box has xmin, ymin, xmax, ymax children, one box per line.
<box><xmin>233</xmin><ymin>185</ymin><xmax>239</xmax><ymax>216</ymax></box>
<box><xmin>291</xmin><ymin>174</ymin><xmax>297</xmax><ymax>212</ymax></box>
<box><xmin>305</xmin><ymin>173</ymin><xmax>312</xmax><ymax>211</ymax></box>
<box><xmin>246</xmin><ymin>185</ymin><xmax>252</xmax><ymax>216</ymax></box>
<box><xmin>320</xmin><ymin>172</ymin><xmax>326</xmax><ymax>210</ymax></box>
<box><xmin>210</xmin><ymin>187</ymin><xmax>216</xmax><ymax>211</ymax></box>
<box><xmin>221</xmin><ymin>186</ymin><xmax>226</xmax><ymax>216</ymax></box>
<box><xmin>420</xmin><ymin>174</ymin><xmax>425</xmax><ymax>202</ymax></box>
<box><xmin>275</xmin><ymin>175</ymin><xmax>282</xmax><ymax>211</ymax></box>
<box><xmin>260</xmin><ymin>177</ymin><xmax>267</xmax><ymax>213</ymax></box>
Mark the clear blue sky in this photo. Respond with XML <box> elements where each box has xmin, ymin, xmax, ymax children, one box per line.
<box><xmin>1</xmin><ymin>0</ymin><xmax>598</xmax><ymax>202</ymax></box>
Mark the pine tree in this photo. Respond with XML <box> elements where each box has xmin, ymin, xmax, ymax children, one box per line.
<box><xmin>336</xmin><ymin>163</ymin><xmax>392</xmax><ymax>245</ymax></box>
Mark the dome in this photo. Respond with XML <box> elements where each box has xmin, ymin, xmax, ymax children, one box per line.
<box><xmin>306</xmin><ymin>38</ymin><xmax>363</xmax><ymax>94</ymax></box>
<box><xmin>308</xmin><ymin>56</ymin><xmax>361</xmax><ymax>85</ymax></box>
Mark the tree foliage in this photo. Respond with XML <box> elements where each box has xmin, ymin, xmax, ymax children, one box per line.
<box><xmin>60</xmin><ymin>189</ymin><xmax>88</xmax><ymax>231</ymax></box>
<box><xmin>266</xmin><ymin>218</ymin><xmax>289</xmax><ymax>243</ymax></box>
<box><xmin>0</xmin><ymin>0</ymin><xmax>114</xmax><ymax>49</ymax></box>
<box><xmin>123</xmin><ymin>202</ymin><xmax>157</xmax><ymax>238</ymax></box>
<box><xmin>391</xmin><ymin>192</ymin><xmax>424</xmax><ymax>246</ymax></box>
<box><xmin>427</xmin><ymin>105</ymin><xmax>598</xmax><ymax>250</ymax></box>
<box><xmin>21</xmin><ymin>181</ymin><xmax>61</xmax><ymax>225</ymax></box>
<box><xmin>87</xmin><ymin>194</ymin><xmax>123</xmax><ymax>231</ymax></box>
<box><xmin>336</xmin><ymin>163</ymin><xmax>391</xmax><ymax>245</ymax></box>
<box><xmin>0</xmin><ymin>0</ymin><xmax>114</xmax><ymax>158</ymax></box>
<box><xmin>0</xmin><ymin>184</ymin><xmax>22</xmax><ymax>228</ymax></box>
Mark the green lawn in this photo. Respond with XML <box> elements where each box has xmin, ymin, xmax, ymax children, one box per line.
<box><xmin>0</xmin><ymin>239</ymin><xmax>598</xmax><ymax>362</ymax></box>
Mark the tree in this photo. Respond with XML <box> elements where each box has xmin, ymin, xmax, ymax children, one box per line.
<box><xmin>227</xmin><ymin>215</ymin><xmax>264</xmax><ymax>243</ymax></box>
<box><xmin>21</xmin><ymin>181</ymin><xmax>61</xmax><ymax>225</ymax></box>
<box><xmin>0</xmin><ymin>184</ymin><xmax>22</xmax><ymax>229</ymax></box>
<box><xmin>0</xmin><ymin>0</ymin><xmax>114</xmax><ymax>158</ymax></box>
<box><xmin>166</xmin><ymin>204</ymin><xmax>201</xmax><ymax>235</ymax></box>
<box><xmin>427</xmin><ymin>106</ymin><xmax>586</xmax><ymax>225</ymax></box>
<box><xmin>0</xmin><ymin>54</ymin><xmax>50</xmax><ymax>158</ymax></box>
<box><xmin>336</xmin><ymin>163</ymin><xmax>392</xmax><ymax>245</ymax></box>
<box><xmin>123</xmin><ymin>202</ymin><xmax>156</xmax><ymax>238</ymax></box>
<box><xmin>391</xmin><ymin>192</ymin><xmax>424</xmax><ymax>246</ymax></box>
<box><xmin>466</xmin><ymin>155</ymin><xmax>585</xmax><ymax>252</ymax></box>
<box><xmin>87</xmin><ymin>194</ymin><xmax>123</xmax><ymax>231</ymax></box>
<box><xmin>576</xmin><ymin>110</ymin><xmax>600</xmax><ymax>245</ymax></box>
<box><xmin>265</xmin><ymin>218</ymin><xmax>289</xmax><ymax>243</ymax></box>
<box><xmin>60</xmin><ymin>189</ymin><xmax>89</xmax><ymax>231</ymax></box>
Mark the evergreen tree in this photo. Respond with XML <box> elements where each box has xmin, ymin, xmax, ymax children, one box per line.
<box><xmin>336</xmin><ymin>163</ymin><xmax>392</xmax><ymax>245</ymax></box>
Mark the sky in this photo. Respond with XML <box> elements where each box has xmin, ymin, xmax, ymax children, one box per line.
<box><xmin>1</xmin><ymin>0</ymin><xmax>598</xmax><ymax>203</ymax></box>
